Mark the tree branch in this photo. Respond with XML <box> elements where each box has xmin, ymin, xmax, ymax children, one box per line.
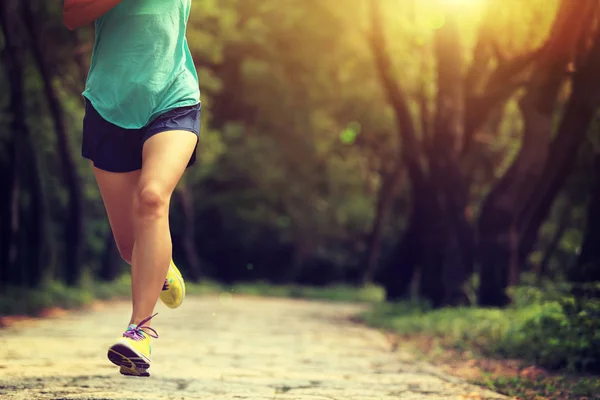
<box><xmin>366</xmin><ymin>0</ymin><xmax>424</xmax><ymax>182</ymax></box>
<box><xmin>463</xmin><ymin>46</ymin><xmax>542</xmax><ymax>155</ymax></box>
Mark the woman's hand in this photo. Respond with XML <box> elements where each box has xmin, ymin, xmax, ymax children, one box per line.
<box><xmin>63</xmin><ymin>0</ymin><xmax>123</xmax><ymax>30</ymax></box>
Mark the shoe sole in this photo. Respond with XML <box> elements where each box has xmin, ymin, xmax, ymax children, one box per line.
<box><xmin>119</xmin><ymin>365</ymin><xmax>150</xmax><ymax>377</ymax></box>
<box><xmin>107</xmin><ymin>344</ymin><xmax>151</xmax><ymax>377</ymax></box>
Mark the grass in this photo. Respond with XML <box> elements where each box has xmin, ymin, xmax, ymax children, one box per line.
<box><xmin>480</xmin><ymin>375</ymin><xmax>600</xmax><ymax>399</ymax></box>
<box><xmin>0</xmin><ymin>275</ymin><xmax>384</xmax><ymax>318</ymax></box>
<box><xmin>356</xmin><ymin>300</ymin><xmax>600</xmax><ymax>400</ymax></box>
<box><xmin>224</xmin><ymin>281</ymin><xmax>384</xmax><ymax>303</ymax></box>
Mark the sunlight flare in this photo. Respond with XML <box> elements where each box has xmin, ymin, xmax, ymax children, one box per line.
<box><xmin>417</xmin><ymin>0</ymin><xmax>487</xmax><ymax>30</ymax></box>
<box><xmin>441</xmin><ymin>0</ymin><xmax>486</xmax><ymax>6</ymax></box>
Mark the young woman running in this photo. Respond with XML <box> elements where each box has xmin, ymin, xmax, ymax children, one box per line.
<box><xmin>63</xmin><ymin>0</ymin><xmax>200</xmax><ymax>377</ymax></box>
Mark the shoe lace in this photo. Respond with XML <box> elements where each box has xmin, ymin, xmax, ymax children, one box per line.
<box><xmin>123</xmin><ymin>313</ymin><xmax>159</xmax><ymax>341</ymax></box>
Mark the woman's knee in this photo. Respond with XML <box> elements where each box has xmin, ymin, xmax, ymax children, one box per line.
<box><xmin>135</xmin><ymin>183</ymin><xmax>169</xmax><ymax>219</ymax></box>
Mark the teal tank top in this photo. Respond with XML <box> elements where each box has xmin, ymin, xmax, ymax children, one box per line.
<box><xmin>82</xmin><ymin>0</ymin><xmax>200</xmax><ymax>129</ymax></box>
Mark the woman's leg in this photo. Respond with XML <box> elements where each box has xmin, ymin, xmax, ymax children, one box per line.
<box><xmin>92</xmin><ymin>166</ymin><xmax>141</xmax><ymax>264</ymax></box>
<box><xmin>130</xmin><ymin>130</ymin><xmax>197</xmax><ymax>326</ymax></box>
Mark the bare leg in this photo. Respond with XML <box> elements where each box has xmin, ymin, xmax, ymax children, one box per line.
<box><xmin>92</xmin><ymin>165</ymin><xmax>140</xmax><ymax>264</ymax></box>
<box><xmin>130</xmin><ymin>130</ymin><xmax>197</xmax><ymax>326</ymax></box>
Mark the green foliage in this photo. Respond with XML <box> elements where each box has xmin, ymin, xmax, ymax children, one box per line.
<box><xmin>358</xmin><ymin>284</ymin><xmax>600</xmax><ymax>373</ymax></box>
<box><xmin>86</xmin><ymin>274</ymin><xmax>133</xmax><ymax>301</ymax></box>
<box><xmin>0</xmin><ymin>282</ymin><xmax>92</xmax><ymax>316</ymax></box>
<box><xmin>228</xmin><ymin>281</ymin><xmax>385</xmax><ymax>303</ymax></box>
<box><xmin>480</xmin><ymin>375</ymin><xmax>600</xmax><ymax>400</ymax></box>
<box><xmin>0</xmin><ymin>275</ymin><xmax>140</xmax><ymax>316</ymax></box>
<box><xmin>0</xmin><ymin>0</ymin><xmax>587</xmax><ymax>291</ymax></box>
<box><xmin>0</xmin><ymin>277</ymin><xmax>384</xmax><ymax>317</ymax></box>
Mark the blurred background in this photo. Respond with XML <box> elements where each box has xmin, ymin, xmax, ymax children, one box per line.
<box><xmin>0</xmin><ymin>0</ymin><xmax>600</xmax><ymax>385</ymax></box>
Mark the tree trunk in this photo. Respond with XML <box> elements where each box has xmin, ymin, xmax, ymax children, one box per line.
<box><xmin>0</xmin><ymin>133</ymin><xmax>17</xmax><ymax>285</ymax></box>
<box><xmin>368</xmin><ymin>0</ymin><xmax>430</xmax><ymax>301</ymax></box>
<box><xmin>416</xmin><ymin>192</ymin><xmax>447</xmax><ymax>307</ymax></box>
<box><xmin>0</xmin><ymin>0</ymin><xmax>20</xmax><ymax>285</ymax></box>
<box><xmin>367</xmin><ymin>0</ymin><xmax>425</xmax><ymax>182</ymax></box>
<box><xmin>429</xmin><ymin>9</ymin><xmax>473</xmax><ymax>305</ymax></box>
<box><xmin>516</xmin><ymin>15</ymin><xmax>600</xmax><ymax>267</ymax></box>
<box><xmin>379</xmin><ymin>209</ymin><xmax>421</xmax><ymax>300</ymax></box>
<box><xmin>23</xmin><ymin>0</ymin><xmax>85</xmax><ymax>286</ymax></box>
<box><xmin>477</xmin><ymin>0</ymin><xmax>593</xmax><ymax>307</ymax></box>
<box><xmin>463</xmin><ymin>1</ymin><xmax>543</xmax><ymax>157</ymax></box>
<box><xmin>538</xmin><ymin>204</ymin><xmax>571</xmax><ymax>280</ymax></box>
<box><xmin>572</xmin><ymin>152</ymin><xmax>600</xmax><ymax>284</ymax></box>
<box><xmin>21</xmin><ymin>160</ymin><xmax>46</xmax><ymax>287</ymax></box>
<box><xmin>8</xmin><ymin>144</ymin><xmax>22</xmax><ymax>284</ymax></box>
<box><xmin>361</xmin><ymin>166</ymin><xmax>404</xmax><ymax>285</ymax></box>
<box><xmin>174</xmin><ymin>184</ymin><xmax>202</xmax><ymax>281</ymax></box>
<box><xmin>0</xmin><ymin>0</ymin><xmax>46</xmax><ymax>287</ymax></box>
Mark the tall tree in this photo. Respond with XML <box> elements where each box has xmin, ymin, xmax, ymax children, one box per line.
<box><xmin>573</xmin><ymin>149</ymin><xmax>600</xmax><ymax>286</ymax></box>
<box><xmin>22</xmin><ymin>0</ymin><xmax>85</xmax><ymax>285</ymax></box>
<box><xmin>368</xmin><ymin>0</ymin><xmax>536</xmax><ymax>304</ymax></box>
<box><xmin>427</xmin><ymin>9</ymin><xmax>473</xmax><ymax>305</ymax></box>
<box><xmin>0</xmin><ymin>0</ymin><xmax>47</xmax><ymax>287</ymax></box>
<box><xmin>478</xmin><ymin>0</ymin><xmax>600</xmax><ymax>306</ymax></box>
<box><xmin>367</xmin><ymin>0</ymin><xmax>429</xmax><ymax>300</ymax></box>
<box><xmin>361</xmin><ymin>164</ymin><xmax>404</xmax><ymax>284</ymax></box>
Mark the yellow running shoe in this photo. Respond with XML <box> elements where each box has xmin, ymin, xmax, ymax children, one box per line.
<box><xmin>107</xmin><ymin>314</ymin><xmax>158</xmax><ymax>377</ymax></box>
<box><xmin>160</xmin><ymin>259</ymin><xmax>185</xmax><ymax>309</ymax></box>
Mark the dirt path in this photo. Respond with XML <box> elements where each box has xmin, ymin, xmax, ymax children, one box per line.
<box><xmin>0</xmin><ymin>296</ymin><xmax>507</xmax><ymax>399</ymax></box>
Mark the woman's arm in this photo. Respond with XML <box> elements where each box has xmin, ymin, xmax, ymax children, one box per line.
<box><xmin>63</xmin><ymin>0</ymin><xmax>123</xmax><ymax>30</ymax></box>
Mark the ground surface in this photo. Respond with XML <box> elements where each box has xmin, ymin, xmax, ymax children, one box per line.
<box><xmin>0</xmin><ymin>296</ymin><xmax>508</xmax><ymax>399</ymax></box>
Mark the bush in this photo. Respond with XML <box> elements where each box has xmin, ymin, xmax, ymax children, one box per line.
<box><xmin>358</xmin><ymin>284</ymin><xmax>600</xmax><ymax>373</ymax></box>
<box><xmin>0</xmin><ymin>277</ymin><xmax>384</xmax><ymax>319</ymax></box>
<box><xmin>227</xmin><ymin>282</ymin><xmax>385</xmax><ymax>303</ymax></box>
<box><xmin>0</xmin><ymin>283</ymin><xmax>92</xmax><ymax>316</ymax></box>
